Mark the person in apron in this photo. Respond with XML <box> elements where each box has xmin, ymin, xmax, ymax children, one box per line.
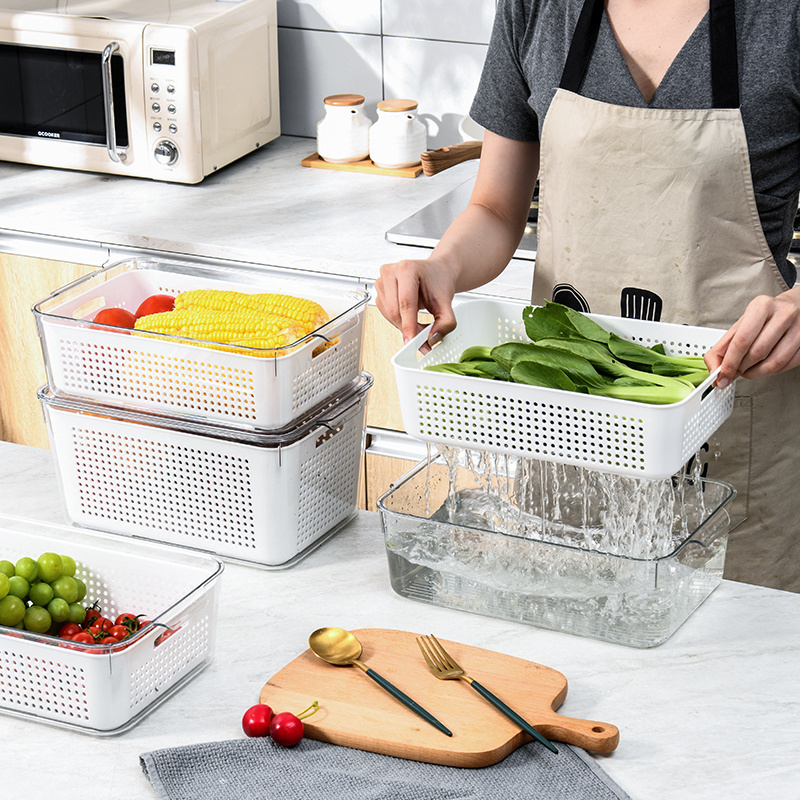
<box><xmin>375</xmin><ymin>0</ymin><xmax>800</xmax><ymax>592</ymax></box>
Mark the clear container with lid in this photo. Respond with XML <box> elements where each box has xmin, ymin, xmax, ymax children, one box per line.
<box><xmin>316</xmin><ymin>93</ymin><xmax>372</xmax><ymax>163</ymax></box>
<box><xmin>369</xmin><ymin>99</ymin><xmax>428</xmax><ymax>170</ymax></box>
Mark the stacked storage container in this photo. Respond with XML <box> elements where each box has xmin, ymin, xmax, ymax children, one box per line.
<box><xmin>33</xmin><ymin>257</ymin><xmax>371</xmax><ymax>568</ymax></box>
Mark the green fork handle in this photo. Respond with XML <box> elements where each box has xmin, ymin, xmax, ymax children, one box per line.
<box><xmin>470</xmin><ymin>679</ymin><xmax>559</xmax><ymax>754</ymax></box>
<box><xmin>365</xmin><ymin>668</ymin><xmax>453</xmax><ymax>737</ymax></box>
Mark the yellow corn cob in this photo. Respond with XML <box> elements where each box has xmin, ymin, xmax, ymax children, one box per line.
<box><xmin>134</xmin><ymin>309</ymin><xmax>313</xmax><ymax>343</ymax></box>
<box><xmin>174</xmin><ymin>289</ymin><xmax>329</xmax><ymax>329</ymax></box>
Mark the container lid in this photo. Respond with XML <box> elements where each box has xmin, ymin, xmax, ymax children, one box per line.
<box><xmin>39</xmin><ymin>372</ymin><xmax>372</xmax><ymax>447</ymax></box>
<box><xmin>324</xmin><ymin>94</ymin><xmax>365</xmax><ymax>106</ymax></box>
<box><xmin>378</xmin><ymin>99</ymin><xmax>418</xmax><ymax>112</ymax></box>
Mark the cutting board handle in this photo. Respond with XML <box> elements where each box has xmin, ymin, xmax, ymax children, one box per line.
<box><xmin>536</xmin><ymin>709</ymin><xmax>620</xmax><ymax>754</ymax></box>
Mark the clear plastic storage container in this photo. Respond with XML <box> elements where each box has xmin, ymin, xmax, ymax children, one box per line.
<box><xmin>0</xmin><ymin>513</ymin><xmax>222</xmax><ymax>734</ymax></box>
<box><xmin>33</xmin><ymin>258</ymin><xmax>369</xmax><ymax>429</ymax></box>
<box><xmin>40</xmin><ymin>374</ymin><xmax>372</xmax><ymax>567</ymax></box>
<box><xmin>392</xmin><ymin>298</ymin><xmax>736</xmax><ymax>479</ymax></box>
<box><xmin>378</xmin><ymin>454</ymin><xmax>735</xmax><ymax>648</ymax></box>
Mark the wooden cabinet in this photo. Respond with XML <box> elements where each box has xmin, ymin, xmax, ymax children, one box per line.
<box><xmin>0</xmin><ymin>254</ymin><xmax>95</xmax><ymax>448</ymax></box>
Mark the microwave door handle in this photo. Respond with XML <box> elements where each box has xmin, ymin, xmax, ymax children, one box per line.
<box><xmin>101</xmin><ymin>42</ymin><xmax>126</xmax><ymax>163</ymax></box>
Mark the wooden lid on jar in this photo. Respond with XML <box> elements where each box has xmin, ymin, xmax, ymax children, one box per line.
<box><xmin>324</xmin><ymin>94</ymin><xmax>365</xmax><ymax>106</ymax></box>
<box><xmin>378</xmin><ymin>99</ymin><xmax>419</xmax><ymax>112</ymax></box>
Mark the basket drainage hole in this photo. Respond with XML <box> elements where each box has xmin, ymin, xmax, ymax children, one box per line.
<box><xmin>592</xmin><ymin>726</ymin><xmax>604</xmax><ymax>733</ymax></box>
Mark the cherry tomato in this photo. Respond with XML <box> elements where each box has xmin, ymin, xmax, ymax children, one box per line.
<box><xmin>268</xmin><ymin>712</ymin><xmax>305</xmax><ymax>747</ymax></box>
<box><xmin>242</xmin><ymin>704</ymin><xmax>273</xmax><ymax>738</ymax></box>
<box><xmin>135</xmin><ymin>294</ymin><xmax>175</xmax><ymax>319</ymax></box>
<box><xmin>71</xmin><ymin>631</ymin><xmax>95</xmax><ymax>644</ymax></box>
<box><xmin>59</xmin><ymin>622</ymin><xmax>82</xmax><ymax>639</ymax></box>
<box><xmin>115</xmin><ymin>613</ymin><xmax>140</xmax><ymax>629</ymax></box>
<box><xmin>93</xmin><ymin>307</ymin><xmax>136</xmax><ymax>329</ymax></box>
<box><xmin>84</xmin><ymin>607</ymin><xmax>102</xmax><ymax>628</ymax></box>
<box><xmin>108</xmin><ymin>625</ymin><xmax>130</xmax><ymax>640</ymax></box>
<box><xmin>96</xmin><ymin>635</ymin><xmax>120</xmax><ymax>645</ymax></box>
<box><xmin>90</xmin><ymin>617</ymin><xmax>113</xmax><ymax>634</ymax></box>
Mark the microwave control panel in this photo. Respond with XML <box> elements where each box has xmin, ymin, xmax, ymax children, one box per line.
<box><xmin>142</xmin><ymin>25</ymin><xmax>203</xmax><ymax>182</ymax></box>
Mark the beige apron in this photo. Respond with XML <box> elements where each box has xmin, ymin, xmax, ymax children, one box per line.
<box><xmin>532</xmin><ymin>0</ymin><xmax>800</xmax><ymax>591</ymax></box>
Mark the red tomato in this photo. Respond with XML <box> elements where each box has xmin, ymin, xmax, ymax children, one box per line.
<box><xmin>90</xmin><ymin>617</ymin><xmax>113</xmax><ymax>634</ymax></box>
<box><xmin>268</xmin><ymin>712</ymin><xmax>304</xmax><ymax>747</ymax></box>
<box><xmin>59</xmin><ymin>622</ymin><xmax>82</xmax><ymax>639</ymax></box>
<box><xmin>109</xmin><ymin>625</ymin><xmax>130</xmax><ymax>640</ymax></box>
<box><xmin>115</xmin><ymin>613</ymin><xmax>140</xmax><ymax>629</ymax></box>
<box><xmin>97</xmin><ymin>635</ymin><xmax>120</xmax><ymax>645</ymax></box>
<box><xmin>84</xmin><ymin>607</ymin><xmax>102</xmax><ymax>628</ymax></box>
<box><xmin>242</xmin><ymin>704</ymin><xmax>273</xmax><ymax>738</ymax></box>
<box><xmin>135</xmin><ymin>294</ymin><xmax>175</xmax><ymax>319</ymax></box>
<box><xmin>72</xmin><ymin>631</ymin><xmax>95</xmax><ymax>644</ymax></box>
<box><xmin>93</xmin><ymin>307</ymin><xmax>136</xmax><ymax>329</ymax></box>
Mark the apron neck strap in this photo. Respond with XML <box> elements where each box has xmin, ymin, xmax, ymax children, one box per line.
<box><xmin>559</xmin><ymin>0</ymin><xmax>740</xmax><ymax>109</ymax></box>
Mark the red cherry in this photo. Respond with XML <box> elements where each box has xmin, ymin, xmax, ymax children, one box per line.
<box><xmin>242</xmin><ymin>704</ymin><xmax>273</xmax><ymax>738</ymax></box>
<box><xmin>268</xmin><ymin>712</ymin><xmax>305</xmax><ymax>747</ymax></box>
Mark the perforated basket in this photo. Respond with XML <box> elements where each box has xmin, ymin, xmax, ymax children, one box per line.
<box><xmin>0</xmin><ymin>513</ymin><xmax>222</xmax><ymax>734</ymax></box>
<box><xmin>33</xmin><ymin>258</ymin><xmax>368</xmax><ymax>429</ymax></box>
<box><xmin>393</xmin><ymin>299</ymin><xmax>736</xmax><ymax>479</ymax></box>
<box><xmin>40</xmin><ymin>374</ymin><xmax>371</xmax><ymax>567</ymax></box>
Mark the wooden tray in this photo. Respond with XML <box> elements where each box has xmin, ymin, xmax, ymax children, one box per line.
<box><xmin>301</xmin><ymin>152</ymin><xmax>423</xmax><ymax>178</ymax></box>
<box><xmin>260</xmin><ymin>628</ymin><xmax>619</xmax><ymax>767</ymax></box>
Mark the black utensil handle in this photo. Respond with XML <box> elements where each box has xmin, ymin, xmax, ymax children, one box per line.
<box><xmin>470</xmin><ymin>680</ymin><xmax>558</xmax><ymax>754</ymax></box>
<box><xmin>365</xmin><ymin>668</ymin><xmax>452</xmax><ymax>737</ymax></box>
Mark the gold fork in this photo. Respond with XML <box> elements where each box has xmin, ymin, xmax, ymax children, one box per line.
<box><xmin>417</xmin><ymin>634</ymin><xmax>558</xmax><ymax>754</ymax></box>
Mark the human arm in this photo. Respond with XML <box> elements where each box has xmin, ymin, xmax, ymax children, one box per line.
<box><xmin>375</xmin><ymin>131</ymin><xmax>540</xmax><ymax>350</ymax></box>
<box><xmin>704</xmin><ymin>285</ymin><xmax>800</xmax><ymax>386</ymax></box>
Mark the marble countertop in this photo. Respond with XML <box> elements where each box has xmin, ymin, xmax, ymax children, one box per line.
<box><xmin>0</xmin><ymin>136</ymin><xmax>533</xmax><ymax>301</ymax></box>
<box><xmin>1</xmin><ymin>440</ymin><xmax>799</xmax><ymax>800</ymax></box>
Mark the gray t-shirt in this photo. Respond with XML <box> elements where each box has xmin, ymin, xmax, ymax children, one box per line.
<box><xmin>471</xmin><ymin>0</ymin><xmax>800</xmax><ymax>286</ymax></box>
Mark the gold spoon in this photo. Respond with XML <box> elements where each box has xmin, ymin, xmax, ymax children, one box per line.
<box><xmin>308</xmin><ymin>627</ymin><xmax>452</xmax><ymax>736</ymax></box>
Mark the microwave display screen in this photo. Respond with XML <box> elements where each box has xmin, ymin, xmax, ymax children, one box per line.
<box><xmin>151</xmin><ymin>50</ymin><xmax>175</xmax><ymax>66</ymax></box>
<box><xmin>0</xmin><ymin>44</ymin><xmax>129</xmax><ymax>147</ymax></box>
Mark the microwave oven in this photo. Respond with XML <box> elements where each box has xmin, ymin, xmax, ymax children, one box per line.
<box><xmin>0</xmin><ymin>0</ymin><xmax>279</xmax><ymax>183</ymax></box>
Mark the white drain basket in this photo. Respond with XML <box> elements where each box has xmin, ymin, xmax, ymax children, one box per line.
<box><xmin>0</xmin><ymin>513</ymin><xmax>222</xmax><ymax>734</ymax></box>
<box><xmin>40</xmin><ymin>374</ymin><xmax>372</xmax><ymax>567</ymax></box>
<box><xmin>393</xmin><ymin>299</ymin><xmax>736</xmax><ymax>479</ymax></box>
<box><xmin>33</xmin><ymin>257</ymin><xmax>369</xmax><ymax>429</ymax></box>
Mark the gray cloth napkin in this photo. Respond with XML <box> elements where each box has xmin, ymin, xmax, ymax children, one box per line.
<box><xmin>140</xmin><ymin>737</ymin><xmax>631</xmax><ymax>800</ymax></box>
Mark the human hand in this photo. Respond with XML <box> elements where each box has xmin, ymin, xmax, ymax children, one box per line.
<box><xmin>704</xmin><ymin>286</ymin><xmax>800</xmax><ymax>387</ymax></box>
<box><xmin>375</xmin><ymin>257</ymin><xmax>458</xmax><ymax>353</ymax></box>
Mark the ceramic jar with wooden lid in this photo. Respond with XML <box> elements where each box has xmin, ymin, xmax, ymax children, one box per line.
<box><xmin>316</xmin><ymin>94</ymin><xmax>372</xmax><ymax>164</ymax></box>
<box><xmin>368</xmin><ymin>99</ymin><xmax>428</xmax><ymax>170</ymax></box>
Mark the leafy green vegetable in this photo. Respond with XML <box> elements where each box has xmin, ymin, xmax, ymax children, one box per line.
<box><xmin>422</xmin><ymin>302</ymin><xmax>710</xmax><ymax>406</ymax></box>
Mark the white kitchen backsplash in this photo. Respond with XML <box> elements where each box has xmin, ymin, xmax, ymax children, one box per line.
<box><xmin>276</xmin><ymin>0</ymin><xmax>495</xmax><ymax>145</ymax></box>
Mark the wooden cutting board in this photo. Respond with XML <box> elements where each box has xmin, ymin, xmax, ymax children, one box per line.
<box><xmin>260</xmin><ymin>628</ymin><xmax>619</xmax><ymax>767</ymax></box>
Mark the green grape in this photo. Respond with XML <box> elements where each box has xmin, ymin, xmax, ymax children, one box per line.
<box><xmin>15</xmin><ymin>557</ymin><xmax>38</xmax><ymax>583</ymax></box>
<box><xmin>0</xmin><ymin>560</ymin><xmax>14</xmax><ymax>578</ymax></box>
<box><xmin>0</xmin><ymin>595</ymin><xmax>26</xmax><ymax>626</ymax></box>
<box><xmin>36</xmin><ymin>552</ymin><xmax>63</xmax><ymax>583</ymax></box>
<box><xmin>67</xmin><ymin>603</ymin><xmax>86</xmax><ymax>625</ymax></box>
<box><xmin>50</xmin><ymin>575</ymin><xmax>79</xmax><ymax>604</ymax></box>
<box><xmin>47</xmin><ymin>597</ymin><xmax>70</xmax><ymax>624</ymax></box>
<box><xmin>23</xmin><ymin>605</ymin><xmax>52</xmax><ymax>634</ymax></box>
<box><xmin>74</xmin><ymin>578</ymin><xmax>87</xmax><ymax>603</ymax></box>
<box><xmin>7</xmin><ymin>575</ymin><xmax>30</xmax><ymax>600</ymax></box>
<box><xmin>59</xmin><ymin>555</ymin><xmax>76</xmax><ymax>578</ymax></box>
<box><xmin>29</xmin><ymin>581</ymin><xmax>54</xmax><ymax>607</ymax></box>
<box><xmin>0</xmin><ymin>573</ymin><xmax>8</xmax><ymax>601</ymax></box>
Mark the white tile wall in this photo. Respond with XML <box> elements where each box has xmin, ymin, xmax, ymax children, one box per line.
<box><xmin>278</xmin><ymin>28</ymin><xmax>383</xmax><ymax>138</ymax></box>
<box><xmin>383</xmin><ymin>37</ymin><xmax>488</xmax><ymax>148</ymax></box>
<box><xmin>277</xmin><ymin>0</ymin><xmax>497</xmax><ymax>140</ymax></box>
<box><xmin>276</xmin><ymin>0</ymin><xmax>381</xmax><ymax>35</ymax></box>
<box><xmin>381</xmin><ymin>0</ymin><xmax>495</xmax><ymax>44</ymax></box>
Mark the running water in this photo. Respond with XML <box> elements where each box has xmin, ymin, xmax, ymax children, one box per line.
<box><xmin>433</xmin><ymin>445</ymin><xmax>711</xmax><ymax>560</ymax></box>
